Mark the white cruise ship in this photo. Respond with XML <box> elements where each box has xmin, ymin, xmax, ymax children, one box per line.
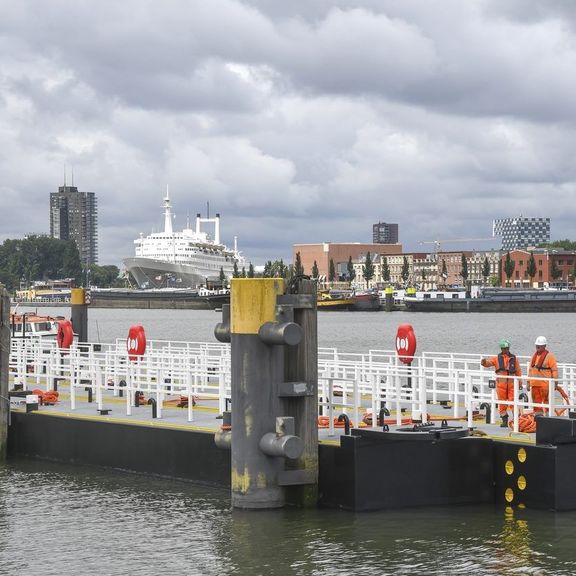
<box><xmin>123</xmin><ymin>191</ymin><xmax>245</xmax><ymax>289</ymax></box>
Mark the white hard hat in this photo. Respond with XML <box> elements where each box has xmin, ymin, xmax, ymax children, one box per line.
<box><xmin>535</xmin><ymin>336</ymin><xmax>547</xmax><ymax>346</ymax></box>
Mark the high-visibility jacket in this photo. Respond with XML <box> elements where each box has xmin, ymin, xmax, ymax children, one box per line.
<box><xmin>482</xmin><ymin>352</ymin><xmax>522</xmax><ymax>385</ymax></box>
<box><xmin>528</xmin><ymin>350</ymin><xmax>558</xmax><ymax>388</ymax></box>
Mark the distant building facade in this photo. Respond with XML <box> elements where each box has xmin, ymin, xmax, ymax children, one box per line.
<box><xmin>500</xmin><ymin>249</ymin><xmax>576</xmax><ymax>288</ymax></box>
<box><xmin>293</xmin><ymin>242</ymin><xmax>402</xmax><ymax>281</ymax></box>
<box><xmin>372</xmin><ymin>222</ymin><xmax>399</xmax><ymax>244</ymax></box>
<box><xmin>493</xmin><ymin>217</ymin><xmax>550</xmax><ymax>251</ymax></box>
<box><xmin>50</xmin><ymin>185</ymin><xmax>98</xmax><ymax>265</ymax></box>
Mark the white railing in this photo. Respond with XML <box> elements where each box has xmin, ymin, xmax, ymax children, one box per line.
<box><xmin>9</xmin><ymin>339</ymin><xmax>576</xmax><ymax>434</ymax></box>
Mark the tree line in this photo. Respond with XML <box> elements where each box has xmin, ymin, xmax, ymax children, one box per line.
<box><xmin>0</xmin><ymin>235</ymin><xmax>122</xmax><ymax>292</ymax></box>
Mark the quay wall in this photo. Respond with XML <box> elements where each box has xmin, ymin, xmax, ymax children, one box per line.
<box><xmin>8</xmin><ymin>412</ymin><xmax>231</xmax><ymax>488</ymax></box>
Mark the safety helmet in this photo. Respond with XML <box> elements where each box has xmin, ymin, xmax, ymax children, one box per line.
<box><xmin>499</xmin><ymin>339</ymin><xmax>510</xmax><ymax>348</ymax></box>
<box><xmin>535</xmin><ymin>336</ymin><xmax>547</xmax><ymax>346</ymax></box>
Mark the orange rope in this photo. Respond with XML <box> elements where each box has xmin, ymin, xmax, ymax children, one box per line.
<box><xmin>509</xmin><ymin>412</ymin><xmax>537</xmax><ymax>433</ymax></box>
<box><xmin>555</xmin><ymin>386</ymin><xmax>571</xmax><ymax>417</ymax></box>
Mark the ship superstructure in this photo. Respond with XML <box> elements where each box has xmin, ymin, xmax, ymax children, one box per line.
<box><xmin>123</xmin><ymin>190</ymin><xmax>244</xmax><ymax>289</ymax></box>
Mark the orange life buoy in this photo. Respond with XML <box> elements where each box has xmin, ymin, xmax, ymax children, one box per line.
<box><xmin>127</xmin><ymin>325</ymin><xmax>146</xmax><ymax>361</ymax></box>
<box><xmin>396</xmin><ymin>324</ymin><xmax>417</xmax><ymax>365</ymax></box>
<box><xmin>57</xmin><ymin>320</ymin><xmax>74</xmax><ymax>349</ymax></box>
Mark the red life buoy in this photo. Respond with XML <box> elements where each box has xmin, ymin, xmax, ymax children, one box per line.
<box><xmin>57</xmin><ymin>319</ymin><xmax>74</xmax><ymax>349</ymax></box>
<box><xmin>395</xmin><ymin>324</ymin><xmax>417</xmax><ymax>365</ymax></box>
<box><xmin>127</xmin><ymin>325</ymin><xmax>146</xmax><ymax>361</ymax></box>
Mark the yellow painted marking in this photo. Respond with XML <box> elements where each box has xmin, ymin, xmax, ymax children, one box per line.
<box><xmin>517</xmin><ymin>475</ymin><xmax>527</xmax><ymax>491</ymax></box>
<box><xmin>71</xmin><ymin>288</ymin><xmax>85</xmax><ymax>305</ymax></box>
<box><xmin>232</xmin><ymin>467</ymin><xmax>251</xmax><ymax>493</ymax></box>
<box><xmin>518</xmin><ymin>447</ymin><xmax>527</xmax><ymax>462</ymax></box>
<box><xmin>518</xmin><ymin>503</ymin><xmax>526</xmax><ymax>509</ymax></box>
<box><xmin>505</xmin><ymin>460</ymin><xmax>514</xmax><ymax>475</ymax></box>
<box><xmin>505</xmin><ymin>488</ymin><xmax>514</xmax><ymax>503</ymax></box>
<box><xmin>231</xmin><ymin>278</ymin><xmax>284</xmax><ymax>334</ymax></box>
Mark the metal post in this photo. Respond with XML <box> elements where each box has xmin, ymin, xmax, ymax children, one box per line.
<box><xmin>70</xmin><ymin>288</ymin><xmax>88</xmax><ymax>344</ymax></box>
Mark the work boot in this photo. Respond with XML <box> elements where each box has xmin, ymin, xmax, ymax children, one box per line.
<box><xmin>500</xmin><ymin>414</ymin><xmax>509</xmax><ymax>428</ymax></box>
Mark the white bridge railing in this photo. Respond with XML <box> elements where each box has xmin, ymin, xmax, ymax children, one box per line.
<box><xmin>9</xmin><ymin>338</ymin><xmax>576</xmax><ymax>434</ymax></box>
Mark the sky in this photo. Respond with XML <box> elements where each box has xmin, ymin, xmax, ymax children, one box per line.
<box><xmin>1</xmin><ymin>0</ymin><xmax>576</xmax><ymax>268</ymax></box>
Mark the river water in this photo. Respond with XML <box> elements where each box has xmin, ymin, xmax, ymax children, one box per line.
<box><xmin>2</xmin><ymin>308</ymin><xmax>576</xmax><ymax>575</ymax></box>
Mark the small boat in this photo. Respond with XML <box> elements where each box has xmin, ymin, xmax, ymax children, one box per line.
<box><xmin>317</xmin><ymin>290</ymin><xmax>356</xmax><ymax>311</ymax></box>
<box><xmin>10</xmin><ymin>311</ymin><xmax>60</xmax><ymax>339</ymax></box>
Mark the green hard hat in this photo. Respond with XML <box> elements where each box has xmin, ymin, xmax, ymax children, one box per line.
<box><xmin>499</xmin><ymin>339</ymin><xmax>510</xmax><ymax>348</ymax></box>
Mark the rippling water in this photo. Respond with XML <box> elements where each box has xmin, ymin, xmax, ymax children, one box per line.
<box><xmin>2</xmin><ymin>459</ymin><xmax>576</xmax><ymax>576</ymax></box>
<box><xmin>4</xmin><ymin>307</ymin><xmax>576</xmax><ymax>575</ymax></box>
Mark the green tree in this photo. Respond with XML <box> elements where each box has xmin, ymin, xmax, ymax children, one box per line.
<box><xmin>527</xmin><ymin>252</ymin><xmax>537</xmax><ymax>287</ymax></box>
<box><xmin>482</xmin><ymin>256</ymin><xmax>491</xmax><ymax>285</ymax></box>
<box><xmin>233</xmin><ymin>261</ymin><xmax>239</xmax><ymax>278</ymax></box>
<box><xmin>346</xmin><ymin>256</ymin><xmax>356</xmax><ymax>284</ymax></box>
<box><xmin>219</xmin><ymin>267</ymin><xmax>226</xmax><ymax>284</ymax></box>
<box><xmin>0</xmin><ymin>234</ymin><xmax>83</xmax><ymax>291</ymax></box>
<box><xmin>420</xmin><ymin>267</ymin><xmax>426</xmax><ymax>286</ymax></box>
<box><xmin>541</xmin><ymin>239</ymin><xmax>576</xmax><ymax>250</ymax></box>
<box><xmin>311</xmin><ymin>260</ymin><xmax>319</xmax><ymax>279</ymax></box>
<box><xmin>460</xmin><ymin>254</ymin><xmax>468</xmax><ymax>282</ymax></box>
<box><xmin>241</xmin><ymin>266</ymin><xmax>246</xmax><ymax>278</ymax></box>
<box><xmin>263</xmin><ymin>261</ymin><xmax>272</xmax><ymax>277</ymax></box>
<box><xmin>88</xmin><ymin>264</ymin><xmax>120</xmax><ymax>288</ymax></box>
<box><xmin>362</xmin><ymin>252</ymin><xmax>375</xmax><ymax>288</ymax></box>
<box><xmin>551</xmin><ymin>259</ymin><xmax>562</xmax><ymax>281</ymax></box>
<box><xmin>328</xmin><ymin>258</ymin><xmax>336</xmax><ymax>283</ymax></box>
<box><xmin>248</xmin><ymin>262</ymin><xmax>255</xmax><ymax>278</ymax></box>
<box><xmin>504</xmin><ymin>252</ymin><xmax>515</xmax><ymax>286</ymax></box>
<box><xmin>441</xmin><ymin>259</ymin><xmax>448</xmax><ymax>280</ymax></box>
<box><xmin>381</xmin><ymin>257</ymin><xmax>390</xmax><ymax>283</ymax></box>
<box><xmin>401</xmin><ymin>256</ymin><xmax>410</xmax><ymax>284</ymax></box>
<box><xmin>294</xmin><ymin>252</ymin><xmax>304</xmax><ymax>276</ymax></box>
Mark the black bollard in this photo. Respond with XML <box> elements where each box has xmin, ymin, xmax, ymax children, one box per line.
<box><xmin>147</xmin><ymin>398</ymin><xmax>157</xmax><ymax>418</ymax></box>
<box><xmin>337</xmin><ymin>413</ymin><xmax>351</xmax><ymax>435</ymax></box>
<box><xmin>118</xmin><ymin>380</ymin><xmax>126</xmax><ymax>398</ymax></box>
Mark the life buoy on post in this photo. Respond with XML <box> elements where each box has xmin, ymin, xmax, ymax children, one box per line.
<box><xmin>127</xmin><ymin>325</ymin><xmax>146</xmax><ymax>361</ymax></box>
<box><xmin>57</xmin><ymin>319</ymin><xmax>74</xmax><ymax>349</ymax></box>
<box><xmin>395</xmin><ymin>324</ymin><xmax>417</xmax><ymax>365</ymax></box>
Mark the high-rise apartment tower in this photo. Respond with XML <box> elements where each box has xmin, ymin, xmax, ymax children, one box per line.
<box><xmin>50</xmin><ymin>184</ymin><xmax>98</xmax><ymax>265</ymax></box>
<box><xmin>493</xmin><ymin>217</ymin><xmax>550</xmax><ymax>251</ymax></box>
<box><xmin>372</xmin><ymin>222</ymin><xmax>399</xmax><ymax>244</ymax></box>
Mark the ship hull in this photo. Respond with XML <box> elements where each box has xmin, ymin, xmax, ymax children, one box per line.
<box><xmin>404</xmin><ymin>291</ymin><xmax>576</xmax><ymax>312</ymax></box>
<box><xmin>123</xmin><ymin>257</ymin><xmax>232</xmax><ymax>289</ymax></box>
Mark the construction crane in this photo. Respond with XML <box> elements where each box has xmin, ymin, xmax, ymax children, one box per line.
<box><xmin>418</xmin><ymin>237</ymin><xmax>497</xmax><ymax>253</ymax></box>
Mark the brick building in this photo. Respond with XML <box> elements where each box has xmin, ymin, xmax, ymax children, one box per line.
<box><xmin>501</xmin><ymin>250</ymin><xmax>576</xmax><ymax>288</ymax></box>
<box><xmin>293</xmin><ymin>242</ymin><xmax>402</xmax><ymax>280</ymax></box>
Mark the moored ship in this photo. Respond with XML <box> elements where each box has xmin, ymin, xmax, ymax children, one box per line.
<box><xmin>404</xmin><ymin>287</ymin><xmax>576</xmax><ymax>312</ymax></box>
<box><xmin>123</xmin><ymin>191</ymin><xmax>244</xmax><ymax>289</ymax></box>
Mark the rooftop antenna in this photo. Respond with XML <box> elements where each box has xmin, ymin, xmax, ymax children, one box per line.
<box><xmin>63</xmin><ymin>164</ymin><xmax>67</xmax><ymax>187</ymax></box>
<box><xmin>71</xmin><ymin>166</ymin><xmax>74</xmax><ymax>187</ymax></box>
<box><xmin>207</xmin><ymin>201</ymin><xmax>210</xmax><ymax>219</ymax></box>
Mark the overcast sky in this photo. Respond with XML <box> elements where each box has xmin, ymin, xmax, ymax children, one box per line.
<box><xmin>1</xmin><ymin>0</ymin><xmax>576</xmax><ymax>268</ymax></box>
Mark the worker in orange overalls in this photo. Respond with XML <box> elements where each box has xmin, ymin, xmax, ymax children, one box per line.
<box><xmin>528</xmin><ymin>336</ymin><xmax>559</xmax><ymax>414</ymax></box>
<box><xmin>481</xmin><ymin>339</ymin><xmax>523</xmax><ymax>427</ymax></box>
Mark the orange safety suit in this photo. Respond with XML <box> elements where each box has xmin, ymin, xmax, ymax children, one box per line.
<box><xmin>528</xmin><ymin>349</ymin><xmax>558</xmax><ymax>413</ymax></box>
<box><xmin>482</xmin><ymin>352</ymin><xmax>522</xmax><ymax>415</ymax></box>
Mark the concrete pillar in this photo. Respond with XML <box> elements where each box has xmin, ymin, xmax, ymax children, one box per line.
<box><xmin>70</xmin><ymin>288</ymin><xmax>88</xmax><ymax>343</ymax></box>
<box><xmin>0</xmin><ymin>285</ymin><xmax>10</xmax><ymax>461</ymax></box>
<box><xmin>229</xmin><ymin>278</ymin><xmax>286</xmax><ymax>508</ymax></box>
<box><xmin>282</xmin><ymin>278</ymin><xmax>319</xmax><ymax>507</ymax></box>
